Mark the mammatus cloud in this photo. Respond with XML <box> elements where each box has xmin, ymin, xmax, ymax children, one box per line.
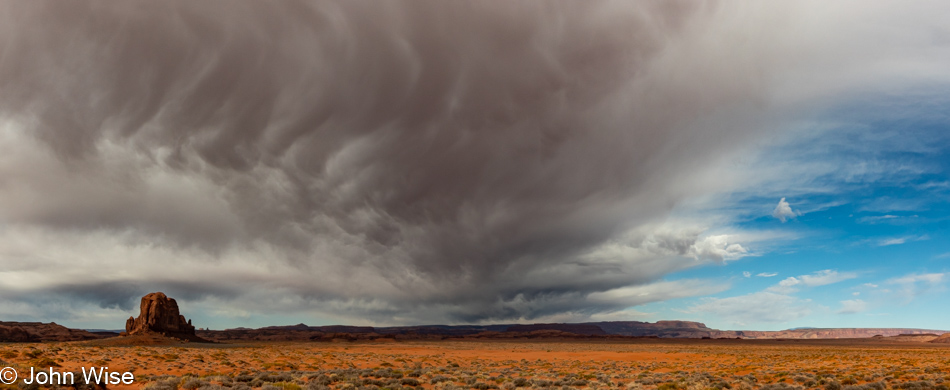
<box><xmin>0</xmin><ymin>0</ymin><xmax>777</xmax><ymax>325</ymax></box>
<box><xmin>771</xmin><ymin>197</ymin><xmax>797</xmax><ymax>222</ymax></box>
<box><xmin>0</xmin><ymin>1</ymin><xmax>948</xmax><ymax>327</ymax></box>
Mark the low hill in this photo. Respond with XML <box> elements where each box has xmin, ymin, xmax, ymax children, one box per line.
<box><xmin>0</xmin><ymin>321</ymin><xmax>110</xmax><ymax>342</ymax></box>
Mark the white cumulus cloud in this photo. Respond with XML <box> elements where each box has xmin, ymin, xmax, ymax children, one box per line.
<box><xmin>771</xmin><ymin>197</ymin><xmax>798</xmax><ymax>222</ymax></box>
<box><xmin>688</xmin><ymin>235</ymin><xmax>750</xmax><ymax>263</ymax></box>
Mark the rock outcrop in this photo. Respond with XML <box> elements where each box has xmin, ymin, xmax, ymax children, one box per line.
<box><xmin>930</xmin><ymin>333</ymin><xmax>950</xmax><ymax>343</ymax></box>
<box><xmin>124</xmin><ymin>292</ymin><xmax>204</xmax><ymax>341</ymax></box>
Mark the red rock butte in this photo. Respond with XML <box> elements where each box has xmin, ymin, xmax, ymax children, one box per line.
<box><xmin>124</xmin><ymin>292</ymin><xmax>205</xmax><ymax>342</ymax></box>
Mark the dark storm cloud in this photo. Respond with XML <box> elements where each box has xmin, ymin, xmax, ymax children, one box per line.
<box><xmin>0</xmin><ymin>0</ymin><xmax>787</xmax><ymax>324</ymax></box>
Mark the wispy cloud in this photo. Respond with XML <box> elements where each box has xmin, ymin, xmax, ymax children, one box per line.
<box><xmin>886</xmin><ymin>273</ymin><xmax>946</xmax><ymax>303</ymax></box>
<box><xmin>856</xmin><ymin>214</ymin><xmax>918</xmax><ymax>224</ymax></box>
<box><xmin>877</xmin><ymin>235</ymin><xmax>930</xmax><ymax>246</ymax></box>
<box><xmin>690</xmin><ymin>292</ymin><xmax>813</xmax><ymax>326</ymax></box>
<box><xmin>767</xmin><ymin>269</ymin><xmax>857</xmax><ymax>293</ymax></box>
<box><xmin>757</xmin><ymin>272</ymin><xmax>778</xmax><ymax>277</ymax></box>
<box><xmin>837</xmin><ymin>299</ymin><xmax>867</xmax><ymax>314</ymax></box>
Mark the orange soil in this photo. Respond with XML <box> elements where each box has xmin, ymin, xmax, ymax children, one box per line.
<box><xmin>1</xmin><ymin>339</ymin><xmax>948</xmax><ymax>389</ymax></box>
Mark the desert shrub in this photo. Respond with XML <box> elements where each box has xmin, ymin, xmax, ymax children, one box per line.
<box><xmin>711</xmin><ymin>381</ymin><xmax>732</xmax><ymax>390</ymax></box>
<box><xmin>514</xmin><ymin>379</ymin><xmax>530</xmax><ymax>388</ymax></box>
<box><xmin>305</xmin><ymin>383</ymin><xmax>328</xmax><ymax>390</ymax></box>
<box><xmin>896</xmin><ymin>381</ymin><xmax>936</xmax><ymax>390</ymax></box>
<box><xmin>868</xmin><ymin>382</ymin><xmax>887</xmax><ymax>390</ymax></box>
<box><xmin>22</xmin><ymin>350</ymin><xmax>42</xmax><ymax>359</ymax></box>
<box><xmin>360</xmin><ymin>379</ymin><xmax>385</xmax><ymax>387</ymax></box>
<box><xmin>146</xmin><ymin>377</ymin><xmax>183</xmax><ymax>390</ymax></box>
<box><xmin>430</xmin><ymin>376</ymin><xmax>452</xmax><ymax>384</ymax></box>
<box><xmin>181</xmin><ymin>378</ymin><xmax>209</xmax><ymax>390</ymax></box>
<box><xmin>16</xmin><ymin>382</ymin><xmax>39</xmax><ymax>390</ymax></box>
<box><xmin>845</xmin><ymin>382</ymin><xmax>886</xmax><ymax>390</ymax></box>
<box><xmin>657</xmin><ymin>383</ymin><xmax>680</xmax><ymax>390</ymax></box>
<box><xmin>274</xmin><ymin>382</ymin><xmax>302</xmax><ymax>390</ymax></box>
<box><xmin>401</xmin><ymin>378</ymin><xmax>421</xmax><ymax>387</ymax></box>
<box><xmin>29</xmin><ymin>357</ymin><xmax>61</xmax><ymax>368</ymax></box>
<box><xmin>759</xmin><ymin>384</ymin><xmax>801</xmax><ymax>390</ymax></box>
<box><xmin>311</xmin><ymin>375</ymin><xmax>333</xmax><ymax>385</ymax></box>
<box><xmin>258</xmin><ymin>373</ymin><xmax>295</xmax><ymax>383</ymax></box>
<box><xmin>197</xmin><ymin>385</ymin><xmax>228</xmax><ymax>390</ymax></box>
<box><xmin>231</xmin><ymin>385</ymin><xmax>252</xmax><ymax>390</ymax></box>
<box><xmin>825</xmin><ymin>381</ymin><xmax>842</xmax><ymax>390</ymax></box>
<box><xmin>262</xmin><ymin>384</ymin><xmax>282</xmax><ymax>390</ymax></box>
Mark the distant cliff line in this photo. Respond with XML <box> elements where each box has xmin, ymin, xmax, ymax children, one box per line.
<box><xmin>3</xmin><ymin>319</ymin><xmax>947</xmax><ymax>342</ymax></box>
<box><xmin>196</xmin><ymin>320</ymin><xmax>948</xmax><ymax>342</ymax></box>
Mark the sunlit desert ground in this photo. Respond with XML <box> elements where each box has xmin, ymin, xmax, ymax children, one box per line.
<box><xmin>2</xmin><ymin>340</ymin><xmax>949</xmax><ymax>390</ymax></box>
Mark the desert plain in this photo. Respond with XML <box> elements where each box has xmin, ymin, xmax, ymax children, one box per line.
<box><xmin>2</xmin><ymin>339</ymin><xmax>949</xmax><ymax>390</ymax></box>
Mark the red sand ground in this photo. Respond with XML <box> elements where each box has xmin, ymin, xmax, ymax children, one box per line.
<box><xmin>1</xmin><ymin>339</ymin><xmax>948</xmax><ymax>390</ymax></box>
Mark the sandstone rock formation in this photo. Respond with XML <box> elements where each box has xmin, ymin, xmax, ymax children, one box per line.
<box><xmin>124</xmin><ymin>292</ymin><xmax>204</xmax><ymax>341</ymax></box>
<box><xmin>929</xmin><ymin>333</ymin><xmax>950</xmax><ymax>343</ymax></box>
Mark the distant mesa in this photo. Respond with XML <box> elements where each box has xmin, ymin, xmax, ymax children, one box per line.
<box><xmin>930</xmin><ymin>333</ymin><xmax>950</xmax><ymax>343</ymax></box>
<box><xmin>121</xmin><ymin>292</ymin><xmax>208</xmax><ymax>343</ymax></box>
